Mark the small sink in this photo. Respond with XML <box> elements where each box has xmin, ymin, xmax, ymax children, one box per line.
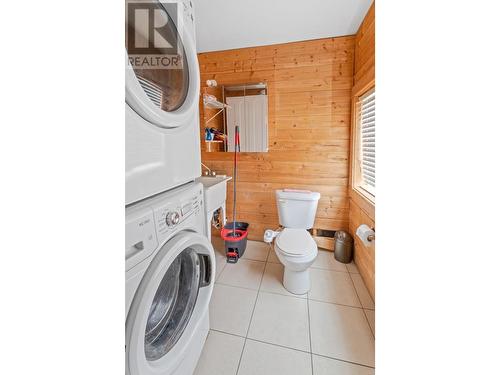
<box><xmin>196</xmin><ymin>176</ymin><xmax>232</xmax><ymax>212</ymax></box>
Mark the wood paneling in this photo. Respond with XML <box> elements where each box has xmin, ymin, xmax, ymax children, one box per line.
<box><xmin>198</xmin><ymin>36</ymin><xmax>355</xmax><ymax>241</ymax></box>
<box><xmin>354</xmin><ymin>3</ymin><xmax>375</xmax><ymax>86</ymax></box>
<box><xmin>349</xmin><ymin>2</ymin><xmax>375</xmax><ymax>300</ymax></box>
<box><xmin>349</xmin><ymin>190</ymin><xmax>375</xmax><ymax>299</ymax></box>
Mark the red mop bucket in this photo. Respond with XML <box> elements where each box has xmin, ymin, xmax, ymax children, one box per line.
<box><xmin>221</xmin><ymin>222</ymin><xmax>249</xmax><ymax>263</ymax></box>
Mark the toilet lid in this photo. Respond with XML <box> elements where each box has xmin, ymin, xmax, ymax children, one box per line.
<box><xmin>276</xmin><ymin>229</ymin><xmax>317</xmax><ymax>256</ymax></box>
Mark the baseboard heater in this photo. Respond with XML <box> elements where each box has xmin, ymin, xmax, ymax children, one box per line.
<box><xmin>308</xmin><ymin>228</ymin><xmax>336</xmax><ymax>251</ymax></box>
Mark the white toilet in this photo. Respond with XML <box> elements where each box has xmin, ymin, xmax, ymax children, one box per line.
<box><xmin>269</xmin><ymin>189</ymin><xmax>320</xmax><ymax>295</ymax></box>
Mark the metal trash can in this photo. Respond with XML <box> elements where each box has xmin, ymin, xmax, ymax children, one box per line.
<box><xmin>334</xmin><ymin>231</ymin><xmax>353</xmax><ymax>264</ymax></box>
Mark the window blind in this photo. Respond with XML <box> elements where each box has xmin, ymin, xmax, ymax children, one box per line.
<box><xmin>358</xmin><ymin>88</ymin><xmax>375</xmax><ymax>194</ymax></box>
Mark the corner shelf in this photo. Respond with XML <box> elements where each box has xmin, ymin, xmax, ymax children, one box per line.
<box><xmin>203</xmin><ymin>94</ymin><xmax>229</xmax><ymax>109</ymax></box>
<box><xmin>204</xmin><ymin>140</ymin><xmax>224</xmax><ymax>152</ymax></box>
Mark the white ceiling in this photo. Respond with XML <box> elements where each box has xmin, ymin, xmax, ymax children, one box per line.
<box><xmin>192</xmin><ymin>0</ymin><xmax>373</xmax><ymax>53</ymax></box>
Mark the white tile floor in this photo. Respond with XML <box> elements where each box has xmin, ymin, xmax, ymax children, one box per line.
<box><xmin>195</xmin><ymin>239</ymin><xmax>375</xmax><ymax>375</ymax></box>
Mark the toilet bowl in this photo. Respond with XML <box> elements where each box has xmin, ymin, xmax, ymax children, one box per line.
<box><xmin>274</xmin><ymin>228</ymin><xmax>318</xmax><ymax>295</ymax></box>
<box><xmin>265</xmin><ymin>189</ymin><xmax>321</xmax><ymax>294</ymax></box>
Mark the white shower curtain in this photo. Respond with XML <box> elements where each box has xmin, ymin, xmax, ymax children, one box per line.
<box><xmin>226</xmin><ymin>95</ymin><xmax>268</xmax><ymax>152</ymax></box>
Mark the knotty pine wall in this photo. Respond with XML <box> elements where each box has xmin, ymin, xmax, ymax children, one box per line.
<box><xmin>198</xmin><ymin>36</ymin><xmax>355</xmax><ymax>241</ymax></box>
<box><xmin>350</xmin><ymin>2</ymin><xmax>375</xmax><ymax>300</ymax></box>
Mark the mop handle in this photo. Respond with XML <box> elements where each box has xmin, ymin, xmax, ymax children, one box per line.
<box><xmin>232</xmin><ymin>125</ymin><xmax>240</xmax><ymax>234</ymax></box>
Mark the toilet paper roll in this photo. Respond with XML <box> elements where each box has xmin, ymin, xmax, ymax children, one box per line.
<box><xmin>356</xmin><ymin>224</ymin><xmax>375</xmax><ymax>247</ymax></box>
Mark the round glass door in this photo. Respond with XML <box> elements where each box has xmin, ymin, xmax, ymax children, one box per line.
<box><xmin>144</xmin><ymin>247</ymin><xmax>200</xmax><ymax>361</ymax></box>
<box><xmin>126</xmin><ymin>0</ymin><xmax>189</xmax><ymax>112</ymax></box>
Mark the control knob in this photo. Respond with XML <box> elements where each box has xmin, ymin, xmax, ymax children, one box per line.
<box><xmin>166</xmin><ymin>211</ymin><xmax>181</xmax><ymax>227</ymax></box>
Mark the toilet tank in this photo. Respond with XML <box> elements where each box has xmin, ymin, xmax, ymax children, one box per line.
<box><xmin>275</xmin><ymin>189</ymin><xmax>321</xmax><ymax>229</ymax></box>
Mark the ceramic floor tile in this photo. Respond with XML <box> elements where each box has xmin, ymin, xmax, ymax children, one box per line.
<box><xmin>211</xmin><ymin>235</ymin><xmax>226</xmax><ymax>255</ymax></box>
<box><xmin>209</xmin><ymin>284</ymin><xmax>257</xmax><ymax>336</ymax></box>
<box><xmin>309</xmin><ymin>300</ymin><xmax>375</xmax><ymax>367</ymax></box>
<box><xmin>214</xmin><ymin>252</ymin><xmax>227</xmax><ymax>281</ymax></box>
<box><xmin>217</xmin><ymin>258</ymin><xmax>265</xmax><ymax>290</ymax></box>
<box><xmin>243</xmin><ymin>240</ymin><xmax>271</xmax><ymax>261</ymax></box>
<box><xmin>238</xmin><ymin>339</ymin><xmax>312</xmax><ymax>375</ymax></box>
<box><xmin>260</xmin><ymin>262</ymin><xmax>307</xmax><ymax>298</ymax></box>
<box><xmin>350</xmin><ymin>273</ymin><xmax>375</xmax><ymax>309</ymax></box>
<box><xmin>194</xmin><ymin>330</ymin><xmax>245</xmax><ymax>375</ymax></box>
<box><xmin>309</xmin><ymin>268</ymin><xmax>361</xmax><ymax>307</ymax></box>
<box><xmin>312</xmin><ymin>355</ymin><xmax>375</xmax><ymax>375</ymax></box>
<box><xmin>312</xmin><ymin>250</ymin><xmax>348</xmax><ymax>272</ymax></box>
<box><xmin>247</xmin><ymin>292</ymin><xmax>310</xmax><ymax>352</ymax></box>
<box><xmin>266</xmin><ymin>247</ymin><xmax>280</xmax><ymax>263</ymax></box>
<box><xmin>346</xmin><ymin>261</ymin><xmax>360</xmax><ymax>274</ymax></box>
<box><xmin>364</xmin><ymin>309</ymin><xmax>375</xmax><ymax>337</ymax></box>
<box><xmin>212</xmin><ymin>236</ymin><xmax>228</xmax><ymax>280</ymax></box>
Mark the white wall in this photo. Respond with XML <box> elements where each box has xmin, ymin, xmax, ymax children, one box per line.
<box><xmin>192</xmin><ymin>0</ymin><xmax>373</xmax><ymax>52</ymax></box>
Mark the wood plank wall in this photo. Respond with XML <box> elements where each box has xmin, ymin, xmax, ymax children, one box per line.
<box><xmin>350</xmin><ymin>2</ymin><xmax>376</xmax><ymax>300</ymax></box>
<box><xmin>198</xmin><ymin>36</ymin><xmax>355</xmax><ymax>241</ymax></box>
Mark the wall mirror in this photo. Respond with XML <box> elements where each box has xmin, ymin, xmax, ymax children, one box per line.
<box><xmin>202</xmin><ymin>82</ymin><xmax>269</xmax><ymax>153</ymax></box>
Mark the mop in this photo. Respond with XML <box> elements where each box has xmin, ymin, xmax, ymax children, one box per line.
<box><xmin>220</xmin><ymin>125</ymin><xmax>249</xmax><ymax>263</ymax></box>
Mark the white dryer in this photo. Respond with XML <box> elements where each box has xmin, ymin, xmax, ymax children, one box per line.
<box><xmin>126</xmin><ymin>182</ymin><xmax>215</xmax><ymax>375</ymax></box>
<box><xmin>126</xmin><ymin>0</ymin><xmax>201</xmax><ymax>205</ymax></box>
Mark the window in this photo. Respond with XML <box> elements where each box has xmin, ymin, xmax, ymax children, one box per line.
<box><xmin>354</xmin><ymin>87</ymin><xmax>375</xmax><ymax>199</ymax></box>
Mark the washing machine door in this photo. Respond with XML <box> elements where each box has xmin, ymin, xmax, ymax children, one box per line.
<box><xmin>125</xmin><ymin>0</ymin><xmax>200</xmax><ymax>129</ymax></box>
<box><xmin>126</xmin><ymin>232</ymin><xmax>214</xmax><ymax>375</ymax></box>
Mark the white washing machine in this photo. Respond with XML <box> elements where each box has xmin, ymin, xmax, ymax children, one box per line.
<box><xmin>126</xmin><ymin>0</ymin><xmax>201</xmax><ymax>205</ymax></box>
<box><xmin>126</xmin><ymin>182</ymin><xmax>215</xmax><ymax>375</ymax></box>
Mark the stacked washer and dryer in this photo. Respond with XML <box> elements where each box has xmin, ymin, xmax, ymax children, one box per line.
<box><xmin>125</xmin><ymin>1</ymin><xmax>214</xmax><ymax>375</ymax></box>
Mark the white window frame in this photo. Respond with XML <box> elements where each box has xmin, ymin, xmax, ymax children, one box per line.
<box><xmin>352</xmin><ymin>86</ymin><xmax>375</xmax><ymax>203</ymax></box>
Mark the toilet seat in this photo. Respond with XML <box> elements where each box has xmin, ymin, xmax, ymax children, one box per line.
<box><xmin>276</xmin><ymin>229</ymin><xmax>317</xmax><ymax>257</ymax></box>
